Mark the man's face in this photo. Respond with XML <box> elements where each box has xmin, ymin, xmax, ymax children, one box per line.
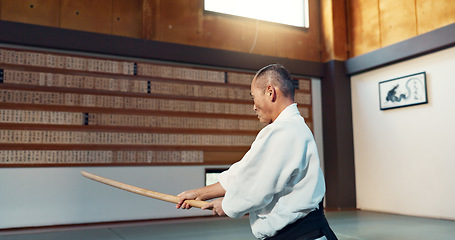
<box><xmin>251</xmin><ymin>77</ymin><xmax>273</xmax><ymax>124</ymax></box>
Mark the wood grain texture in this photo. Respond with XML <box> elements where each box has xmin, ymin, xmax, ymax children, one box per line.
<box><xmin>320</xmin><ymin>0</ymin><xmax>348</xmax><ymax>61</ymax></box>
<box><xmin>112</xmin><ymin>0</ymin><xmax>142</xmax><ymax>38</ymax></box>
<box><xmin>2</xmin><ymin>0</ymin><xmax>454</xmax><ymax>60</ymax></box>
<box><xmin>331</xmin><ymin>0</ymin><xmax>348</xmax><ymax>60</ymax></box>
<box><xmin>345</xmin><ymin>22</ymin><xmax>455</xmax><ymax>75</ymax></box>
<box><xmin>0</xmin><ymin>0</ymin><xmax>321</xmax><ymax>62</ymax></box>
<box><xmin>153</xmin><ymin>0</ymin><xmax>203</xmax><ymax>45</ymax></box>
<box><xmin>348</xmin><ymin>0</ymin><xmax>455</xmax><ymax>57</ymax></box>
<box><xmin>149</xmin><ymin>0</ymin><xmax>320</xmax><ymax>61</ymax></box>
<box><xmin>200</xmin><ymin>12</ymin><xmax>241</xmax><ymax>51</ymax></box>
<box><xmin>275</xmin><ymin>24</ymin><xmax>318</xmax><ymax>61</ymax></box>
<box><xmin>416</xmin><ymin>0</ymin><xmax>455</xmax><ymax>35</ymax></box>
<box><xmin>141</xmin><ymin>0</ymin><xmax>155</xmax><ymax>39</ymax></box>
<box><xmin>1</xmin><ymin>0</ymin><xmax>60</xmax><ymax>27</ymax></box>
<box><xmin>379</xmin><ymin>0</ymin><xmax>417</xmax><ymax>47</ymax></box>
<box><xmin>243</xmin><ymin>22</ymin><xmax>278</xmax><ymax>57</ymax></box>
<box><xmin>60</xmin><ymin>0</ymin><xmax>112</xmax><ymax>34</ymax></box>
<box><xmin>347</xmin><ymin>0</ymin><xmax>381</xmax><ymax>57</ymax></box>
<box><xmin>204</xmin><ymin>151</ymin><xmax>246</xmax><ymax>165</ymax></box>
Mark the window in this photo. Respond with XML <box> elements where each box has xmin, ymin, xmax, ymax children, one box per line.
<box><xmin>204</xmin><ymin>0</ymin><xmax>309</xmax><ymax>28</ymax></box>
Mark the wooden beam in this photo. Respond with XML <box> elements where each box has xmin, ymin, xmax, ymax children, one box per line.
<box><xmin>320</xmin><ymin>0</ymin><xmax>348</xmax><ymax>62</ymax></box>
<box><xmin>0</xmin><ymin>20</ymin><xmax>324</xmax><ymax>77</ymax></box>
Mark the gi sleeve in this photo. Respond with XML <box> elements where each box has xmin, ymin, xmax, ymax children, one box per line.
<box><xmin>218</xmin><ymin>122</ymin><xmax>309</xmax><ymax>218</ymax></box>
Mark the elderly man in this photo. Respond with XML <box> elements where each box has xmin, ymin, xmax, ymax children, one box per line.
<box><xmin>177</xmin><ymin>64</ymin><xmax>337</xmax><ymax>240</ymax></box>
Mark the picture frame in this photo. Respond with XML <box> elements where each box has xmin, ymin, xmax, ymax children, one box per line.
<box><xmin>378</xmin><ymin>72</ymin><xmax>428</xmax><ymax>110</ymax></box>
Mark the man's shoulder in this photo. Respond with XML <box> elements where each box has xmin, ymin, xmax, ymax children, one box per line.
<box><xmin>256</xmin><ymin>113</ymin><xmax>309</xmax><ymax>142</ymax></box>
<box><xmin>274</xmin><ymin>114</ymin><xmax>306</xmax><ymax>127</ymax></box>
<box><xmin>271</xmin><ymin>117</ymin><xmax>309</xmax><ymax>137</ymax></box>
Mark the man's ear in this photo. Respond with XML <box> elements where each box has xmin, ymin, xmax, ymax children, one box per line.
<box><xmin>266</xmin><ymin>85</ymin><xmax>277</xmax><ymax>102</ymax></box>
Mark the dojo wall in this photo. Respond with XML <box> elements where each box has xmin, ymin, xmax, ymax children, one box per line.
<box><xmin>0</xmin><ymin>77</ymin><xmax>324</xmax><ymax>230</ymax></box>
<box><xmin>0</xmin><ymin>22</ymin><xmax>325</xmax><ymax>229</ymax></box>
<box><xmin>0</xmin><ymin>166</ymin><xmax>214</xmax><ymax>229</ymax></box>
<box><xmin>351</xmin><ymin>46</ymin><xmax>455</xmax><ymax>220</ymax></box>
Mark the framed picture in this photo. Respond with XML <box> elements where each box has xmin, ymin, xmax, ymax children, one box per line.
<box><xmin>379</xmin><ymin>72</ymin><xmax>428</xmax><ymax>110</ymax></box>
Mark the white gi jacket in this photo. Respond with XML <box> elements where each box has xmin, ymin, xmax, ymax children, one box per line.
<box><xmin>219</xmin><ymin>103</ymin><xmax>326</xmax><ymax>239</ymax></box>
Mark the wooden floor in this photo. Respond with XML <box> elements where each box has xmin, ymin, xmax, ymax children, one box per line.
<box><xmin>1</xmin><ymin>210</ymin><xmax>454</xmax><ymax>240</ymax></box>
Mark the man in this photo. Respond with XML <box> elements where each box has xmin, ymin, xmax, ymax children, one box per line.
<box><xmin>177</xmin><ymin>64</ymin><xmax>337</xmax><ymax>240</ymax></box>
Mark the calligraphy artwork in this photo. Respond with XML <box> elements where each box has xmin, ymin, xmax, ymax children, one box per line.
<box><xmin>379</xmin><ymin>72</ymin><xmax>427</xmax><ymax>110</ymax></box>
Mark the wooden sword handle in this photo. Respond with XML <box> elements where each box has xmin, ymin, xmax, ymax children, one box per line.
<box><xmin>81</xmin><ymin>171</ymin><xmax>210</xmax><ymax>209</ymax></box>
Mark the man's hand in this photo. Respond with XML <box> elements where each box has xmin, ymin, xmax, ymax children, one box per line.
<box><xmin>176</xmin><ymin>183</ymin><xmax>226</xmax><ymax>211</ymax></box>
<box><xmin>202</xmin><ymin>198</ymin><xmax>226</xmax><ymax>216</ymax></box>
<box><xmin>176</xmin><ymin>189</ymin><xmax>201</xmax><ymax>209</ymax></box>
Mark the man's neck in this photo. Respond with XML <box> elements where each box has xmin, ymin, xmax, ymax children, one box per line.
<box><xmin>271</xmin><ymin>100</ymin><xmax>294</xmax><ymax>123</ymax></box>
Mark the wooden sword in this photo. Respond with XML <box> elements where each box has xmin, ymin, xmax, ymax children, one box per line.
<box><xmin>81</xmin><ymin>171</ymin><xmax>210</xmax><ymax>209</ymax></box>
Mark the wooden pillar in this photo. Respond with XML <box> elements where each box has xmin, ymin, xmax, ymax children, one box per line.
<box><xmin>321</xmin><ymin>60</ymin><xmax>356</xmax><ymax>209</ymax></box>
<box><xmin>320</xmin><ymin>0</ymin><xmax>356</xmax><ymax>209</ymax></box>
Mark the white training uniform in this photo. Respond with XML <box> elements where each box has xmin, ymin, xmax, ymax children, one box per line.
<box><xmin>219</xmin><ymin>103</ymin><xmax>326</xmax><ymax>239</ymax></box>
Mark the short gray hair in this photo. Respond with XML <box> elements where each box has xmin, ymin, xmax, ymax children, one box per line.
<box><xmin>254</xmin><ymin>64</ymin><xmax>295</xmax><ymax>100</ymax></box>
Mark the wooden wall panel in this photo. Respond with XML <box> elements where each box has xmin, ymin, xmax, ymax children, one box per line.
<box><xmin>204</xmin><ymin>151</ymin><xmax>247</xmax><ymax>165</ymax></box>
<box><xmin>320</xmin><ymin>0</ymin><xmax>348</xmax><ymax>62</ymax></box>
<box><xmin>349</xmin><ymin>0</ymin><xmax>455</xmax><ymax>57</ymax></box>
<box><xmin>0</xmin><ymin>0</ymin><xmax>322</xmax><ymax>62</ymax></box>
<box><xmin>242</xmin><ymin>0</ymin><xmax>321</xmax><ymax>61</ymax></box>
<box><xmin>416</xmin><ymin>0</ymin><xmax>455</xmax><ymax>35</ymax></box>
<box><xmin>201</xmin><ymin>13</ymin><xmax>244</xmax><ymax>52</ymax></box>
<box><xmin>348</xmin><ymin>0</ymin><xmax>381</xmax><ymax>57</ymax></box>
<box><xmin>142</xmin><ymin>0</ymin><xmax>156</xmax><ymax>40</ymax></box>
<box><xmin>292</xmin><ymin>0</ymin><xmax>321</xmax><ymax>61</ymax></box>
<box><xmin>243</xmin><ymin>22</ymin><xmax>279</xmax><ymax>57</ymax></box>
<box><xmin>2</xmin><ymin>0</ymin><xmax>454</xmax><ymax>61</ymax></box>
<box><xmin>331</xmin><ymin>0</ymin><xmax>348</xmax><ymax>61</ymax></box>
<box><xmin>348</xmin><ymin>0</ymin><xmax>455</xmax><ymax>57</ymax></box>
<box><xmin>239</xmin><ymin>20</ymin><xmax>262</xmax><ymax>54</ymax></box>
<box><xmin>276</xmin><ymin>27</ymin><xmax>318</xmax><ymax>61</ymax></box>
<box><xmin>321</xmin><ymin>0</ymin><xmax>334</xmax><ymax>61</ymax></box>
<box><xmin>153</xmin><ymin>0</ymin><xmax>203</xmax><ymax>45</ymax></box>
<box><xmin>60</xmin><ymin>0</ymin><xmax>112</xmax><ymax>34</ymax></box>
<box><xmin>146</xmin><ymin>0</ymin><xmax>321</xmax><ymax>62</ymax></box>
<box><xmin>1</xmin><ymin>0</ymin><xmax>60</xmax><ymax>27</ymax></box>
<box><xmin>112</xmin><ymin>0</ymin><xmax>143</xmax><ymax>38</ymax></box>
<box><xmin>379</xmin><ymin>0</ymin><xmax>417</xmax><ymax>47</ymax></box>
